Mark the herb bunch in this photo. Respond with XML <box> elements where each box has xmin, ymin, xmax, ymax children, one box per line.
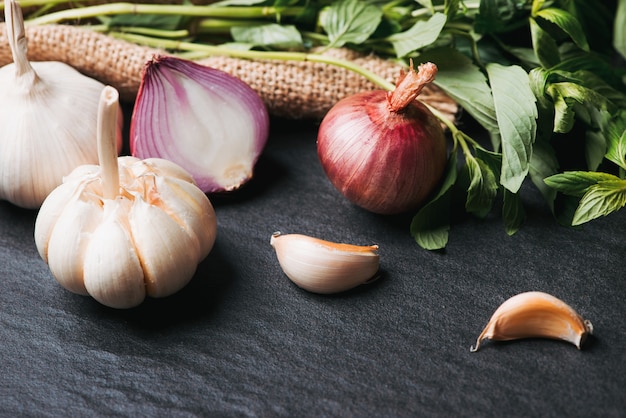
<box><xmin>16</xmin><ymin>0</ymin><xmax>626</xmax><ymax>249</ymax></box>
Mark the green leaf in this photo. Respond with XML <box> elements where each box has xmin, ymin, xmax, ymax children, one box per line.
<box><xmin>585</xmin><ymin>128</ymin><xmax>606</xmax><ymax>171</ymax></box>
<box><xmin>572</xmin><ymin>180</ymin><xmax>626</xmax><ymax>225</ymax></box>
<box><xmin>231</xmin><ymin>24</ymin><xmax>303</xmax><ymax>49</ymax></box>
<box><xmin>546</xmin><ymin>81</ymin><xmax>612</xmax><ymax>133</ymax></box>
<box><xmin>486</xmin><ymin>63</ymin><xmax>538</xmax><ymax>193</ymax></box>
<box><xmin>444</xmin><ymin>0</ymin><xmax>461</xmax><ymax>20</ymax></box>
<box><xmin>535</xmin><ymin>7</ymin><xmax>589</xmax><ymax>52</ymax></box>
<box><xmin>320</xmin><ymin>0</ymin><xmax>383</xmax><ymax>48</ymax></box>
<box><xmin>530</xmin><ymin>17</ymin><xmax>560</xmax><ymax>68</ymax></box>
<box><xmin>528</xmin><ymin>140</ymin><xmax>559</xmax><ymax>210</ymax></box>
<box><xmin>615</xmin><ymin>0</ymin><xmax>626</xmax><ymax>60</ymax></box>
<box><xmin>385</xmin><ymin>13</ymin><xmax>446</xmax><ymax>57</ymax></box>
<box><xmin>106</xmin><ymin>12</ymin><xmax>188</xmax><ymax>31</ymax></box>
<box><xmin>465</xmin><ymin>156</ymin><xmax>499</xmax><ymax>218</ymax></box>
<box><xmin>410</xmin><ymin>151</ymin><xmax>458</xmax><ymax>250</ymax></box>
<box><xmin>604</xmin><ymin>109</ymin><xmax>626</xmax><ymax>170</ymax></box>
<box><xmin>415</xmin><ymin>0</ymin><xmax>435</xmax><ymax>12</ymax></box>
<box><xmin>419</xmin><ymin>47</ymin><xmax>499</xmax><ymax>136</ymax></box>
<box><xmin>502</xmin><ymin>189</ymin><xmax>525</xmax><ymax>236</ymax></box>
<box><xmin>531</xmin><ymin>0</ymin><xmax>546</xmax><ymax>16</ymax></box>
<box><xmin>474</xmin><ymin>0</ymin><xmax>524</xmax><ymax>34</ymax></box>
<box><xmin>544</xmin><ymin>171</ymin><xmax>620</xmax><ymax>197</ymax></box>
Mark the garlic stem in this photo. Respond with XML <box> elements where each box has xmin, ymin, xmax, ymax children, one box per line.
<box><xmin>5</xmin><ymin>0</ymin><xmax>36</xmax><ymax>81</ymax></box>
<box><xmin>97</xmin><ymin>86</ymin><xmax>121</xmax><ymax>200</ymax></box>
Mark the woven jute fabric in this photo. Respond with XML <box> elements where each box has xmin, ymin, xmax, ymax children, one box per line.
<box><xmin>0</xmin><ymin>24</ymin><xmax>458</xmax><ymax>120</ymax></box>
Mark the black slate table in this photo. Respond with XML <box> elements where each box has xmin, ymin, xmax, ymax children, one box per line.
<box><xmin>1</xmin><ymin>111</ymin><xmax>625</xmax><ymax>417</ymax></box>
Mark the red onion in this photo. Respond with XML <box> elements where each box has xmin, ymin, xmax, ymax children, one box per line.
<box><xmin>130</xmin><ymin>55</ymin><xmax>269</xmax><ymax>193</ymax></box>
<box><xmin>317</xmin><ymin>62</ymin><xmax>447</xmax><ymax>215</ymax></box>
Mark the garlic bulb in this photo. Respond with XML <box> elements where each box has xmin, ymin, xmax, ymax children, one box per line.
<box><xmin>471</xmin><ymin>291</ymin><xmax>593</xmax><ymax>352</ymax></box>
<box><xmin>0</xmin><ymin>0</ymin><xmax>121</xmax><ymax>209</ymax></box>
<box><xmin>270</xmin><ymin>232</ymin><xmax>380</xmax><ymax>294</ymax></box>
<box><xmin>34</xmin><ymin>86</ymin><xmax>217</xmax><ymax>309</ymax></box>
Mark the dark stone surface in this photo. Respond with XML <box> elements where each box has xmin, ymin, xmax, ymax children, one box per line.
<box><xmin>1</xmin><ymin>115</ymin><xmax>624</xmax><ymax>417</ymax></box>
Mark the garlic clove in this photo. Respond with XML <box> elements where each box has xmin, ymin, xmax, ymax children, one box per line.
<box><xmin>270</xmin><ymin>232</ymin><xmax>380</xmax><ymax>294</ymax></box>
<box><xmin>83</xmin><ymin>199</ymin><xmax>145</xmax><ymax>309</ymax></box>
<box><xmin>34</xmin><ymin>178</ymin><xmax>91</xmax><ymax>262</ymax></box>
<box><xmin>151</xmin><ymin>174</ymin><xmax>217</xmax><ymax>259</ymax></box>
<box><xmin>135</xmin><ymin>157</ymin><xmax>197</xmax><ymax>184</ymax></box>
<box><xmin>470</xmin><ymin>291</ymin><xmax>593</xmax><ymax>352</ymax></box>
<box><xmin>45</xmin><ymin>197</ymin><xmax>103</xmax><ymax>296</ymax></box>
<box><xmin>128</xmin><ymin>195</ymin><xmax>201</xmax><ymax>298</ymax></box>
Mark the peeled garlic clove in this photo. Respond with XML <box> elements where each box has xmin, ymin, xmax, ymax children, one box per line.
<box><xmin>270</xmin><ymin>232</ymin><xmax>380</xmax><ymax>294</ymax></box>
<box><xmin>83</xmin><ymin>199</ymin><xmax>145</xmax><ymax>309</ymax></box>
<box><xmin>45</xmin><ymin>196</ymin><xmax>103</xmax><ymax>295</ymax></box>
<box><xmin>471</xmin><ymin>291</ymin><xmax>593</xmax><ymax>352</ymax></box>
<box><xmin>128</xmin><ymin>195</ymin><xmax>201</xmax><ymax>298</ymax></box>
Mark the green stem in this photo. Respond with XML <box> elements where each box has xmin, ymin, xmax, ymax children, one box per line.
<box><xmin>113</xmin><ymin>31</ymin><xmax>471</xmax><ymax>143</ymax></box>
<box><xmin>26</xmin><ymin>3</ymin><xmax>305</xmax><ymax>25</ymax></box>
<box><xmin>113</xmin><ymin>25</ymin><xmax>191</xmax><ymax>38</ymax></box>
<box><xmin>0</xmin><ymin>0</ymin><xmax>69</xmax><ymax>9</ymax></box>
<box><xmin>411</xmin><ymin>5</ymin><xmax>445</xmax><ymax>18</ymax></box>
<box><xmin>196</xmin><ymin>17</ymin><xmax>266</xmax><ymax>34</ymax></box>
<box><xmin>110</xmin><ymin>31</ymin><xmax>394</xmax><ymax>90</ymax></box>
<box><xmin>446</xmin><ymin>28</ymin><xmax>484</xmax><ymax>68</ymax></box>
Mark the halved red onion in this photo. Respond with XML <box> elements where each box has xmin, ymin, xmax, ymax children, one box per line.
<box><xmin>130</xmin><ymin>55</ymin><xmax>270</xmax><ymax>193</ymax></box>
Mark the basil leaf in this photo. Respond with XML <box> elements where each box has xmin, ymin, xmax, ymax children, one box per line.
<box><xmin>415</xmin><ymin>0</ymin><xmax>435</xmax><ymax>12</ymax></box>
<box><xmin>106</xmin><ymin>13</ymin><xmax>188</xmax><ymax>31</ymax></box>
<box><xmin>615</xmin><ymin>0</ymin><xmax>626</xmax><ymax>59</ymax></box>
<box><xmin>410</xmin><ymin>151</ymin><xmax>458</xmax><ymax>250</ymax></box>
<box><xmin>486</xmin><ymin>63</ymin><xmax>538</xmax><ymax>193</ymax></box>
<box><xmin>419</xmin><ymin>47</ymin><xmax>499</xmax><ymax>137</ymax></box>
<box><xmin>444</xmin><ymin>0</ymin><xmax>461</xmax><ymax>21</ymax></box>
<box><xmin>530</xmin><ymin>17</ymin><xmax>560</xmax><ymax>68</ymax></box>
<box><xmin>528</xmin><ymin>140</ymin><xmax>559</xmax><ymax>210</ymax></box>
<box><xmin>320</xmin><ymin>0</ymin><xmax>383</xmax><ymax>49</ymax></box>
<box><xmin>465</xmin><ymin>156</ymin><xmax>498</xmax><ymax>218</ymax></box>
<box><xmin>535</xmin><ymin>7</ymin><xmax>589</xmax><ymax>52</ymax></box>
<box><xmin>586</xmin><ymin>128</ymin><xmax>606</xmax><ymax>171</ymax></box>
<box><xmin>544</xmin><ymin>171</ymin><xmax>619</xmax><ymax>197</ymax></box>
<box><xmin>385</xmin><ymin>12</ymin><xmax>446</xmax><ymax>57</ymax></box>
<box><xmin>502</xmin><ymin>189</ymin><xmax>525</xmax><ymax>236</ymax></box>
<box><xmin>604</xmin><ymin>109</ymin><xmax>626</xmax><ymax>170</ymax></box>
<box><xmin>546</xmin><ymin>81</ymin><xmax>612</xmax><ymax>133</ymax></box>
<box><xmin>474</xmin><ymin>0</ymin><xmax>522</xmax><ymax>34</ymax></box>
<box><xmin>231</xmin><ymin>24</ymin><xmax>303</xmax><ymax>49</ymax></box>
<box><xmin>572</xmin><ymin>179</ymin><xmax>626</xmax><ymax>225</ymax></box>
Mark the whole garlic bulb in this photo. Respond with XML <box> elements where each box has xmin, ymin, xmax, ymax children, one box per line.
<box><xmin>34</xmin><ymin>86</ymin><xmax>217</xmax><ymax>309</ymax></box>
<box><xmin>0</xmin><ymin>0</ymin><xmax>121</xmax><ymax>208</ymax></box>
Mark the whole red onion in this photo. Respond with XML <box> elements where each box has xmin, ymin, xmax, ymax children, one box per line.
<box><xmin>317</xmin><ymin>62</ymin><xmax>447</xmax><ymax>215</ymax></box>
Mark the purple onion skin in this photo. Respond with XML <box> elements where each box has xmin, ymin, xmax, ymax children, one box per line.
<box><xmin>130</xmin><ymin>55</ymin><xmax>269</xmax><ymax>193</ymax></box>
<box><xmin>317</xmin><ymin>90</ymin><xmax>447</xmax><ymax>215</ymax></box>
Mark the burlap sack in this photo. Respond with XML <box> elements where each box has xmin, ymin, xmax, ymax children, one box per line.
<box><xmin>0</xmin><ymin>23</ymin><xmax>458</xmax><ymax>120</ymax></box>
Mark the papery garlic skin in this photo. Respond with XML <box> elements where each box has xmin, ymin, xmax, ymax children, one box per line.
<box><xmin>270</xmin><ymin>232</ymin><xmax>379</xmax><ymax>294</ymax></box>
<box><xmin>0</xmin><ymin>0</ymin><xmax>122</xmax><ymax>208</ymax></box>
<box><xmin>471</xmin><ymin>291</ymin><xmax>593</xmax><ymax>352</ymax></box>
<box><xmin>35</xmin><ymin>87</ymin><xmax>217</xmax><ymax>309</ymax></box>
<box><xmin>34</xmin><ymin>156</ymin><xmax>217</xmax><ymax>309</ymax></box>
